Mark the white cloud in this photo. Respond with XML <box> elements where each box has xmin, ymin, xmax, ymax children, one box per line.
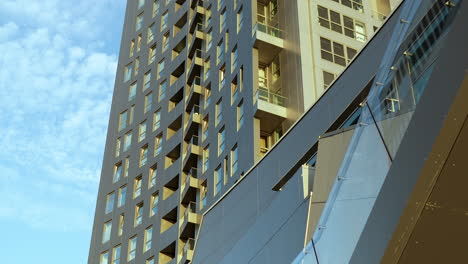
<box><xmin>0</xmin><ymin>0</ymin><xmax>126</xmax><ymax>234</ymax></box>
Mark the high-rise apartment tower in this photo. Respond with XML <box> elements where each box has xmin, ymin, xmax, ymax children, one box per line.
<box><xmin>88</xmin><ymin>0</ymin><xmax>397</xmax><ymax>263</ymax></box>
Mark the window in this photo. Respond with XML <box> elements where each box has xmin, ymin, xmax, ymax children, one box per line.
<box><xmin>149</xmin><ymin>44</ymin><xmax>156</xmax><ymax>64</ymax></box>
<box><xmin>138</xmin><ymin>0</ymin><xmax>145</xmax><ymax>9</ymax></box>
<box><xmin>218</xmin><ymin>127</ymin><xmax>225</xmax><ymax>155</ymax></box>
<box><xmin>100</xmin><ymin>252</ymin><xmax>109</xmax><ymax>264</ymax></box>
<box><xmin>119</xmin><ymin>110</ymin><xmax>128</xmax><ymax>131</ymax></box>
<box><xmin>320</xmin><ymin>37</ymin><xmax>356</xmax><ymax>66</ymax></box>
<box><xmin>203</xmin><ymin>146</ymin><xmax>210</xmax><ymax>172</ymax></box>
<box><xmin>134</xmin><ymin>57</ymin><xmax>140</xmax><ymax>76</ymax></box>
<box><xmin>147</xmin><ymin>257</ymin><xmax>155</xmax><ymax>264</ymax></box>
<box><xmin>105</xmin><ymin>192</ymin><xmax>115</xmax><ymax>214</ymax></box>
<box><xmin>159</xmin><ymin>80</ymin><xmax>167</xmax><ymax>101</ymax></box>
<box><xmin>124</xmin><ymin>131</ymin><xmax>132</xmax><ymax>152</ymax></box>
<box><xmin>323</xmin><ymin>71</ymin><xmax>335</xmax><ymax>89</ymax></box>
<box><xmin>220</xmin><ymin>9</ymin><xmax>227</xmax><ymax>32</ymax></box>
<box><xmin>139</xmin><ymin>121</ymin><xmax>147</xmax><ymax>142</ymax></box>
<box><xmin>113</xmin><ymin>163</ymin><xmax>122</xmax><ymax>183</ymax></box>
<box><xmin>205</xmin><ymin>83</ymin><xmax>212</xmax><ymax>107</ymax></box>
<box><xmin>140</xmin><ymin>146</ymin><xmax>148</xmax><ymax>167</ymax></box>
<box><xmin>217</xmin><ymin>40</ymin><xmax>224</xmax><ymax>64</ymax></box>
<box><xmin>333</xmin><ymin>0</ymin><xmax>364</xmax><ymax>12</ymax></box>
<box><xmin>214</xmin><ymin>165</ymin><xmax>223</xmax><ymax>195</ymax></box>
<box><xmin>206</xmin><ymin>29</ymin><xmax>213</xmax><ymax>51</ymax></box>
<box><xmin>154</xmin><ymin>134</ymin><xmax>162</xmax><ymax>156</ymax></box>
<box><xmin>237</xmin><ymin>101</ymin><xmax>244</xmax><ymax>130</ymax></box>
<box><xmin>237</xmin><ymin>7</ymin><xmax>243</xmax><ymax>33</ymax></box>
<box><xmin>142</xmin><ymin>72</ymin><xmax>151</xmax><ymax>91</ymax></box>
<box><xmin>231</xmin><ymin>46</ymin><xmax>238</xmax><ymax>70</ymax></box>
<box><xmin>111</xmin><ymin>245</ymin><xmax>121</xmax><ymax>264</ymax></box>
<box><xmin>129</xmin><ymin>105</ymin><xmax>135</xmax><ymax>124</ymax></box>
<box><xmin>318</xmin><ymin>6</ymin><xmax>366</xmax><ymax>42</ymax></box>
<box><xmin>144</xmin><ymin>227</ymin><xmax>153</xmax><ymax>252</ymax></box>
<box><xmin>102</xmin><ymin>221</ymin><xmax>112</xmax><ymax>243</ymax></box>
<box><xmin>161</xmin><ymin>11</ymin><xmax>169</xmax><ymax>30</ymax></box>
<box><xmin>272</xmin><ymin>56</ymin><xmax>280</xmax><ymax>82</ymax></box>
<box><xmin>153</xmin><ymin>0</ymin><xmax>160</xmax><ymax>17</ymax></box>
<box><xmin>149</xmin><ymin>166</ymin><xmax>157</xmax><ymax>188</ymax></box>
<box><xmin>124</xmin><ymin>63</ymin><xmax>133</xmax><ymax>82</ymax></box>
<box><xmin>129</xmin><ymin>82</ymin><xmax>137</xmax><ymax>101</ymax></box>
<box><xmin>202</xmin><ymin>116</ymin><xmax>209</xmax><ymax>141</ymax></box>
<box><xmin>200</xmin><ymin>180</ymin><xmax>207</xmax><ymax>209</ymax></box>
<box><xmin>162</xmin><ymin>31</ymin><xmax>170</xmax><ymax>52</ymax></box>
<box><xmin>136</xmin><ymin>13</ymin><xmax>144</xmax><ymax>31</ymax></box>
<box><xmin>128</xmin><ymin>236</ymin><xmax>137</xmax><ymax>261</ymax></box>
<box><xmin>231</xmin><ymin>145</ymin><xmax>238</xmax><ymax>175</ymax></box>
<box><xmin>219</xmin><ymin>65</ymin><xmax>226</xmax><ymax>88</ymax></box>
<box><xmin>118</xmin><ymin>214</ymin><xmax>124</xmax><ymax>236</ymax></box>
<box><xmin>134</xmin><ymin>176</ymin><xmax>142</xmax><ymax>198</ymax></box>
<box><xmin>144</xmin><ymin>92</ymin><xmax>152</xmax><ymax>113</ymax></box>
<box><xmin>216</xmin><ymin>99</ymin><xmax>222</xmax><ymax>125</ymax></box>
<box><xmin>115</xmin><ymin>138</ymin><xmax>121</xmax><ymax>158</ymax></box>
<box><xmin>130</xmin><ymin>39</ymin><xmax>135</xmax><ymax>57</ymax></box>
<box><xmin>153</xmin><ymin>110</ymin><xmax>161</xmax><ymax>131</ymax></box>
<box><xmin>118</xmin><ymin>185</ymin><xmax>127</xmax><ymax>207</ymax></box>
<box><xmin>124</xmin><ymin>157</ymin><xmax>130</xmax><ymax>177</ymax></box>
<box><xmin>137</xmin><ymin>34</ymin><xmax>142</xmax><ymax>52</ymax></box>
<box><xmin>231</xmin><ymin>78</ymin><xmax>238</xmax><ymax>104</ymax></box>
<box><xmin>150</xmin><ymin>193</ymin><xmax>159</xmax><ymax>216</ymax></box>
<box><xmin>134</xmin><ymin>203</ymin><xmax>144</xmax><ymax>226</ymax></box>
<box><xmin>147</xmin><ymin>23</ymin><xmax>156</xmax><ymax>43</ymax></box>
<box><xmin>158</xmin><ymin>59</ymin><xmax>165</xmax><ymax>78</ymax></box>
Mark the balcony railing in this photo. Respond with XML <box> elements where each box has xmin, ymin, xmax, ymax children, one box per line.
<box><xmin>371</xmin><ymin>10</ymin><xmax>387</xmax><ymax>22</ymax></box>
<box><xmin>254</xmin><ymin>14</ymin><xmax>284</xmax><ymax>38</ymax></box>
<box><xmin>256</xmin><ymin>86</ymin><xmax>287</xmax><ymax>107</ymax></box>
<box><xmin>184</xmin><ymin>134</ymin><xmax>199</xmax><ymax>157</ymax></box>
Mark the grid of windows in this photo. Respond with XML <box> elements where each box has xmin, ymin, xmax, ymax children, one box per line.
<box><xmin>330</xmin><ymin>0</ymin><xmax>364</xmax><ymax>12</ymax></box>
<box><xmin>317</xmin><ymin>6</ymin><xmax>367</xmax><ymax>42</ymax></box>
<box><xmin>320</xmin><ymin>37</ymin><xmax>357</xmax><ymax>66</ymax></box>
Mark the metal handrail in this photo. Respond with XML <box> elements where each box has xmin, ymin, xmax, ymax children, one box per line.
<box><xmin>256</xmin><ymin>86</ymin><xmax>287</xmax><ymax>107</ymax></box>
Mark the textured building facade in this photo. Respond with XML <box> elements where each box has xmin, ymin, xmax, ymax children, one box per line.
<box><xmin>88</xmin><ymin>0</ymin><xmax>399</xmax><ymax>264</ymax></box>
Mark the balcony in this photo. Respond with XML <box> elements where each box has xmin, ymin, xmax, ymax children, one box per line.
<box><xmin>254</xmin><ymin>85</ymin><xmax>287</xmax><ymax>133</ymax></box>
<box><xmin>184</xmin><ymin>104</ymin><xmax>201</xmax><ymax>140</ymax></box>
<box><xmin>180</xmin><ymin>168</ymin><xmax>200</xmax><ymax>204</ymax></box>
<box><xmin>253</xmin><ymin>16</ymin><xmax>284</xmax><ymax>62</ymax></box>
<box><xmin>189</xmin><ymin>23</ymin><xmax>204</xmax><ymax>53</ymax></box>
<box><xmin>185</xmin><ymin>76</ymin><xmax>202</xmax><ymax>110</ymax></box>
<box><xmin>178</xmin><ymin>238</ymin><xmax>195</xmax><ymax>264</ymax></box>
<box><xmin>182</xmin><ymin>135</ymin><xmax>201</xmax><ymax>171</ymax></box>
<box><xmin>179</xmin><ymin>202</ymin><xmax>201</xmax><ymax>239</ymax></box>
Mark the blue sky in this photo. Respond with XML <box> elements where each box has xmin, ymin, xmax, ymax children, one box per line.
<box><xmin>0</xmin><ymin>1</ymin><xmax>126</xmax><ymax>263</ymax></box>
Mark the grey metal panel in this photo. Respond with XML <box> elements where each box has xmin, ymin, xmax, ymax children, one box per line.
<box><xmin>350</xmin><ymin>1</ymin><xmax>468</xmax><ymax>263</ymax></box>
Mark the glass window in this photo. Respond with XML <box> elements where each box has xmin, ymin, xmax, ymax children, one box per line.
<box><xmin>115</xmin><ymin>138</ymin><xmax>121</xmax><ymax>158</ymax></box>
<box><xmin>134</xmin><ymin>176</ymin><xmax>142</xmax><ymax>198</ymax></box>
<box><xmin>203</xmin><ymin>146</ymin><xmax>210</xmax><ymax>173</ymax></box>
<box><xmin>129</xmin><ymin>39</ymin><xmax>135</xmax><ymax>57</ymax></box>
<box><xmin>220</xmin><ymin>9</ymin><xmax>227</xmax><ymax>32</ymax></box>
<box><xmin>129</xmin><ymin>105</ymin><xmax>135</xmax><ymax>124</ymax></box>
<box><xmin>113</xmin><ymin>163</ymin><xmax>122</xmax><ymax>183</ymax></box>
<box><xmin>128</xmin><ymin>236</ymin><xmax>137</xmax><ymax>261</ymax></box>
<box><xmin>149</xmin><ymin>44</ymin><xmax>156</xmax><ymax>64</ymax></box>
<box><xmin>102</xmin><ymin>221</ymin><xmax>112</xmax><ymax>243</ymax></box>
<box><xmin>162</xmin><ymin>31</ymin><xmax>170</xmax><ymax>52</ymax></box>
<box><xmin>124</xmin><ymin>63</ymin><xmax>133</xmax><ymax>82</ymax></box>
<box><xmin>124</xmin><ymin>157</ymin><xmax>130</xmax><ymax>177</ymax></box>
<box><xmin>214</xmin><ymin>165</ymin><xmax>223</xmax><ymax>195</ymax></box>
<box><xmin>231</xmin><ymin>145</ymin><xmax>238</xmax><ymax>175</ymax></box>
<box><xmin>105</xmin><ymin>192</ymin><xmax>115</xmax><ymax>214</ymax></box>
<box><xmin>149</xmin><ymin>166</ymin><xmax>157</xmax><ymax>188</ymax></box>
<box><xmin>159</xmin><ymin>80</ymin><xmax>167</xmax><ymax>101</ymax></box>
<box><xmin>118</xmin><ymin>185</ymin><xmax>127</xmax><ymax>207</ymax></box>
<box><xmin>152</xmin><ymin>0</ymin><xmax>159</xmax><ymax>17</ymax></box>
<box><xmin>134</xmin><ymin>203</ymin><xmax>144</xmax><ymax>226</ymax></box>
<box><xmin>124</xmin><ymin>131</ymin><xmax>132</xmax><ymax>152</ymax></box>
<box><xmin>100</xmin><ymin>251</ymin><xmax>109</xmax><ymax>264</ymax></box>
<box><xmin>129</xmin><ymin>82</ymin><xmax>137</xmax><ymax>101</ymax></box>
<box><xmin>138</xmin><ymin>0</ymin><xmax>145</xmax><ymax>9</ymax></box>
<box><xmin>118</xmin><ymin>214</ymin><xmax>124</xmax><ymax>236</ymax></box>
<box><xmin>140</xmin><ymin>145</ymin><xmax>148</xmax><ymax>167</ymax></box>
<box><xmin>139</xmin><ymin>121</ymin><xmax>147</xmax><ymax>142</ymax></box>
<box><xmin>136</xmin><ymin>13</ymin><xmax>144</xmax><ymax>31</ymax></box>
<box><xmin>137</xmin><ymin>34</ymin><xmax>142</xmax><ymax>52</ymax></box>
<box><xmin>158</xmin><ymin>59</ymin><xmax>165</xmax><ymax>78</ymax></box>
<box><xmin>147</xmin><ymin>23</ymin><xmax>156</xmax><ymax>43</ymax></box>
<box><xmin>202</xmin><ymin>116</ymin><xmax>209</xmax><ymax>141</ymax></box>
<box><xmin>237</xmin><ymin>7</ymin><xmax>243</xmax><ymax>33</ymax></box>
<box><xmin>200</xmin><ymin>180</ymin><xmax>207</xmax><ymax>209</ymax></box>
<box><xmin>153</xmin><ymin>110</ymin><xmax>161</xmax><ymax>131</ymax></box>
<box><xmin>134</xmin><ymin>57</ymin><xmax>139</xmax><ymax>76</ymax></box>
<box><xmin>323</xmin><ymin>71</ymin><xmax>335</xmax><ymax>89</ymax></box>
<box><xmin>144</xmin><ymin>92</ymin><xmax>152</xmax><ymax>113</ymax></box>
<box><xmin>144</xmin><ymin>226</ymin><xmax>153</xmax><ymax>252</ymax></box>
<box><xmin>119</xmin><ymin>110</ymin><xmax>128</xmax><ymax>131</ymax></box>
<box><xmin>150</xmin><ymin>193</ymin><xmax>159</xmax><ymax>216</ymax></box>
<box><xmin>147</xmin><ymin>257</ymin><xmax>155</xmax><ymax>264</ymax></box>
<box><xmin>144</xmin><ymin>71</ymin><xmax>151</xmax><ymax>90</ymax></box>
<box><xmin>216</xmin><ymin>99</ymin><xmax>222</xmax><ymax>125</ymax></box>
<box><xmin>231</xmin><ymin>46</ymin><xmax>238</xmax><ymax>70</ymax></box>
<box><xmin>161</xmin><ymin>11</ymin><xmax>168</xmax><ymax>29</ymax></box>
<box><xmin>154</xmin><ymin>134</ymin><xmax>162</xmax><ymax>156</ymax></box>
<box><xmin>218</xmin><ymin>127</ymin><xmax>225</xmax><ymax>155</ymax></box>
<box><xmin>111</xmin><ymin>245</ymin><xmax>121</xmax><ymax>264</ymax></box>
<box><xmin>237</xmin><ymin>101</ymin><xmax>244</xmax><ymax>130</ymax></box>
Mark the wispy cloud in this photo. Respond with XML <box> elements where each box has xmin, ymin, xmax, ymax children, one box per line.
<box><xmin>0</xmin><ymin>0</ymin><xmax>126</xmax><ymax>236</ymax></box>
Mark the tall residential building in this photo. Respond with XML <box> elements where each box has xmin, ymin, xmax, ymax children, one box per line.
<box><xmin>88</xmin><ymin>0</ymin><xmax>398</xmax><ymax>264</ymax></box>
